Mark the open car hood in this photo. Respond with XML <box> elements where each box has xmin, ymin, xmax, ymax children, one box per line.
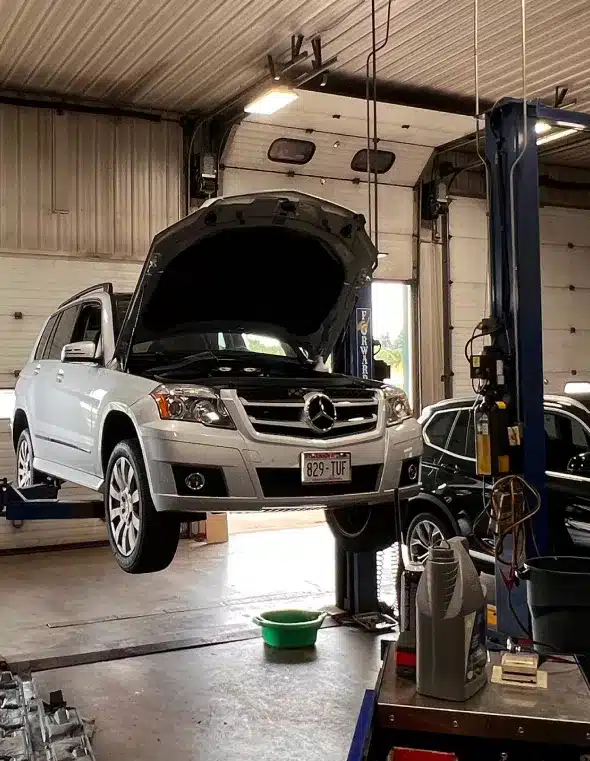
<box><xmin>116</xmin><ymin>191</ymin><xmax>379</xmax><ymax>365</ymax></box>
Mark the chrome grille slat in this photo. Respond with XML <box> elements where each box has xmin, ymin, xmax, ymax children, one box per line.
<box><xmin>239</xmin><ymin>387</ymin><xmax>379</xmax><ymax>438</ymax></box>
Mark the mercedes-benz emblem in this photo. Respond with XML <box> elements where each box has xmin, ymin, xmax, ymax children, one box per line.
<box><xmin>303</xmin><ymin>393</ymin><xmax>337</xmax><ymax>432</ymax></box>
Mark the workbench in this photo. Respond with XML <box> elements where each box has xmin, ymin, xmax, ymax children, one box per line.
<box><xmin>357</xmin><ymin>644</ymin><xmax>590</xmax><ymax>760</ymax></box>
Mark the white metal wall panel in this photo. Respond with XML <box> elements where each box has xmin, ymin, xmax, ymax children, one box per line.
<box><xmin>449</xmin><ymin>198</ymin><xmax>590</xmax><ymax>396</ymax></box>
<box><xmin>0</xmin><ymin>105</ymin><xmax>182</xmax><ymax>259</ymax></box>
<box><xmin>223</xmin><ymin>168</ymin><xmax>414</xmax><ymax>282</ymax></box>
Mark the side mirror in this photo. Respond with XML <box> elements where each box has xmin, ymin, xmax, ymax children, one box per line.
<box><xmin>567</xmin><ymin>452</ymin><xmax>590</xmax><ymax>476</ymax></box>
<box><xmin>61</xmin><ymin>341</ymin><xmax>101</xmax><ymax>364</ymax></box>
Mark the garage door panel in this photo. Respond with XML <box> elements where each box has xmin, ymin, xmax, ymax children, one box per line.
<box><xmin>449</xmin><ymin>237</ymin><xmax>488</xmax><ymax>284</ymax></box>
<box><xmin>449</xmin><ymin>198</ymin><xmax>590</xmax><ymax>397</ymax></box>
<box><xmin>0</xmin><ymin>255</ymin><xmax>141</xmax><ymax>387</ymax></box>
<box><xmin>541</xmin><ymin>287</ymin><xmax>588</xmax><ymax>331</ymax></box>
<box><xmin>540</xmin><ymin>207</ymin><xmax>590</xmax><ymax>247</ymax></box>
<box><xmin>449</xmin><ymin>282</ymin><xmax>487</xmax><ymax>327</ymax></box>
<box><xmin>449</xmin><ymin>198</ymin><xmax>487</xmax><ymax>240</ymax></box>
<box><xmin>541</xmin><ymin>245</ymin><xmax>590</xmax><ymax>289</ymax></box>
<box><xmin>223</xmin><ymin>168</ymin><xmax>414</xmax><ymax>281</ymax></box>
<box><xmin>543</xmin><ymin>330</ymin><xmax>590</xmax><ymax>373</ymax></box>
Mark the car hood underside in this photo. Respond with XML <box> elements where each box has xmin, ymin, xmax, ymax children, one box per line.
<box><xmin>115</xmin><ymin>191</ymin><xmax>379</xmax><ymax>365</ymax></box>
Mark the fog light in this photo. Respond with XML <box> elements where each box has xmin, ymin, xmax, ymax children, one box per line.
<box><xmin>407</xmin><ymin>463</ymin><xmax>419</xmax><ymax>482</ymax></box>
<box><xmin>185</xmin><ymin>472</ymin><xmax>206</xmax><ymax>492</ymax></box>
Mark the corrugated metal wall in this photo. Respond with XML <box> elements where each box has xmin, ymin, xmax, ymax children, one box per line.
<box><xmin>0</xmin><ymin>104</ymin><xmax>182</xmax><ymax>550</ymax></box>
<box><xmin>0</xmin><ymin>104</ymin><xmax>183</xmax><ymax>258</ymax></box>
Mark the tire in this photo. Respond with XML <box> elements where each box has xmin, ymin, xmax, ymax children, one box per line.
<box><xmin>15</xmin><ymin>429</ymin><xmax>42</xmax><ymax>488</ymax></box>
<box><xmin>405</xmin><ymin>511</ymin><xmax>452</xmax><ymax>565</ymax></box>
<box><xmin>325</xmin><ymin>504</ymin><xmax>399</xmax><ymax>553</ymax></box>
<box><xmin>105</xmin><ymin>439</ymin><xmax>180</xmax><ymax>574</ymax></box>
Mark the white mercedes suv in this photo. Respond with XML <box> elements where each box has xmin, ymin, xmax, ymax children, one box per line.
<box><xmin>12</xmin><ymin>191</ymin><xmax>422</xmax><ymax>573</ymax></box>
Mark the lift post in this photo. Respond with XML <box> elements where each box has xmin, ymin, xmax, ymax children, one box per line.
<box><xmin>332</xmin><ymin>286</ymin><xmax>396</xmax><ymax>626</ymax></box>
<box><xmin>484</xmin><ymin>99</ymin><xmax>590</xmax><ymax>637</ymax></box>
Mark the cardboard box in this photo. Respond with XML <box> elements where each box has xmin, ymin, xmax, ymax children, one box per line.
<box><xmin>195</xmin><ymin>513</ymin><xmax>228</xmax><ymax>544</ymax></box>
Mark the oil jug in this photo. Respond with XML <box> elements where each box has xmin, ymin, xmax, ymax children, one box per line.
<box><xmin>416</xmin><ymin>536</ymin><xmax>487</xmax><ymax>701</ymax></box>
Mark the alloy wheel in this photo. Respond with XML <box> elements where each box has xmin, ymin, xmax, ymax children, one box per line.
<box><xmin>108</xmin><ymin>456</ymin><xmax>141</xmax><ymax>557</ymax></box>
<box><xmin>17</xmin><ymin>437</ymin><xmax>32</xmax><ymax>488</ymax></box>
<box><xmin>408</xmin><ymin>519</ymin><xmax>444</xmax><ymax>564</ymax></box>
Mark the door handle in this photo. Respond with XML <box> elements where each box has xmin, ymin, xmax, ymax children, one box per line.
<box><xmin>33</xmin><ymin>364</ymin><xmax>41</xmax><ymax>376</ymax></box>
<box><xmin>56</xmin><ymin>369</ymin><xmax>64</xmax><ymax>383</ymax></box>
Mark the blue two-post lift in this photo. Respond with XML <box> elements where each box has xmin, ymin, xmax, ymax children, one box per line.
<box><xmin>344</xmin><ymin>99</ymin><xmax>590</xmax><ymax>760</ymax></box>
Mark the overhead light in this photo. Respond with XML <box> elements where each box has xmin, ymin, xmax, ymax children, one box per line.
<box><xmin>556</xmin><ymin>121</ymin><xmax>586</xmax><ymax>130</ymax></box>
<box><xmin>377</xmin><ymin>252</ymin><xmax>388</xmax><ymax>259</ymax></box>
<box><xmin>537</xmin><ymin>127</ymin><xmax>579</xmax><ymax>146</ymax></box>
<box><xmin>565</xmin><ymin>381</ymin><xmax>590</xmax><ymax>394</ymax></box>
<box><xmin>535</xmin><ymin>121</ymin><xmax>552</xmax><ymax>135</ymax></box>
<box><xmin>244</xmin><ymin>87</ymin><xmax>298</xmax><ymax>115</ymax></box>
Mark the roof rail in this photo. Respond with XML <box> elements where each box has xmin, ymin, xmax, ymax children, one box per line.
<box><xmin>59</xmin><ymin>282</ymin><xmax>113</xmax><ymax>309</ymax></box>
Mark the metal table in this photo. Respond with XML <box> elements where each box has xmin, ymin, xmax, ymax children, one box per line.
<box><xmin>359</xmin><ymin>645</ymin><xmax>590</xmax><ymax>760</ymax></box>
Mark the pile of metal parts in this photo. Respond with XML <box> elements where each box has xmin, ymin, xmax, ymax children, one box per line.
<box><xmin>0</xmin><ymin>671</ymin><xmax>95</xmax><ymax>761</ymax></box>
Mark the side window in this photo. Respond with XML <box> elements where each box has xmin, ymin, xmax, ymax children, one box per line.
<box><xmin>544</xmin><ymin>411</ymin><xmax>590</xmax><ymax>473</ymax></box>
<box><xmin>424</xmin><ymin>411</ymin><xmax>457</xmax><ymax>448</ymax></box>
<box><xmin>571</xmin><ymin>419</ymin><xmax>590</xmax><ymax>451</ymax></box>
<box><xmin>46</xmin><ymin>306</ymin><xmax>80</xmax><ymax>360</ymax></box>
<box><xmin>71</xmin><ymin>303</ymin><xmax>102</xmax><ymax>346</ymax></box>
<box><xmin>35</xmin><ymin>315</ymin><xmax>58</xmax><ymax>360</ymax></box>
<box><xmin>447</xmin><ymin>410</ymin><xmax>470</xmax><ymax>457</ymax></box>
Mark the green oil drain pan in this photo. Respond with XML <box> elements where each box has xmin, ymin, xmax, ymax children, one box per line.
<box><xmin>253</xmin><ymin>609</ymin><xmax>327</xmax><ymax>648</ymax></box>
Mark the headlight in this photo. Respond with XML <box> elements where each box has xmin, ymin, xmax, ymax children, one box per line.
<box><xmin>383</xmin><ymin>386</ymin><xmax>412</xmax><ymax>426</ymax></box>
<box><xmin>151</xmin><ymin>385</ymin><xmax>235</xmax><ymax>429</ymax></box>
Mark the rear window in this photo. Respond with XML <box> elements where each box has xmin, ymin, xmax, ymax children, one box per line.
<box><xmin>424</xmin><ymin>411</ymin><xmax>457</xmax><ymax>448</ymax></box>
<box><xmin>351</xmin><ymin>149</ymin><xmax>395</xmax><ymax>174</ymax></box>
<box><xmin>268</xmin><ymin>138</ymin><xmax>316</xmax><ymax>165</ymax></box>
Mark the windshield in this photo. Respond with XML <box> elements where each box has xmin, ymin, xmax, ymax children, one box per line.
<box><xmin>132</xmin><ymin>331</ymin><xmax>296</xmax><ymax>358</ymax></box>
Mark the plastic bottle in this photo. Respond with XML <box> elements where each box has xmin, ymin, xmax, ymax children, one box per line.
<box><xmin>416</xmin><ymin>536</ymin><xmax>488</xmax><ymax>701</ymax></box>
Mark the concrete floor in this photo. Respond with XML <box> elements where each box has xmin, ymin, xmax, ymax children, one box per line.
<box><xmin>0</xmin><ymin>524</ymin><xmax>386</xmax><ymax>760</ymax></box>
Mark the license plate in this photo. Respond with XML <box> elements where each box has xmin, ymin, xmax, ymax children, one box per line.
<box><xmin>301</xmin><ymin>452</ymin><xmax>351</xmax><ymax>484</ymax></box>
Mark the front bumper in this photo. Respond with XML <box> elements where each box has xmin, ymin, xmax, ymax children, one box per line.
<box><xmin>138</xmin><ymin>417</ymin><xmax>422</xmax><ymax>513</ymax></box>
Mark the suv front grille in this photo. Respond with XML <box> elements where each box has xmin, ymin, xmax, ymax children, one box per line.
<box><xmin>257</xmin><ymin>465</ymin><xmax>381</xmax><ymax>498</ymax></box>
<box><xmin>239</xmin><ymin>388</ymin><xmax>379</xmax><ymax>439</ymax></box>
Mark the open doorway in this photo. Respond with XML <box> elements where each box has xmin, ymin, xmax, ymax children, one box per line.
<box><xmin>372</xmin><ymin>281</ymin><xmax>414</xmax><ymax>407</ymax></box>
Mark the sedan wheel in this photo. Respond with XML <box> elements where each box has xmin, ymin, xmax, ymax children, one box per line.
<box><xmin>108</xmin><ymin>456</ymin><xmax>141</xmax><ymax>557</ymax></box>
<box><xmin>407</xmin><ymin>516</ymin><xmax>445</xmax><ymax>564</ymax></box>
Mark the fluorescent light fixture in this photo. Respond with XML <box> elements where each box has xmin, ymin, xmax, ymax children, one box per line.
<box><xmin>244</xmin><ymin>87</ymin><xmax>298</xmax><ymax>115</ymax></box>
<box><xmin>377</xmin><ymin>252</ymin><xmax>388</xmax><ymax>259</ymax></box>
<box><xmin>537</xmin><ymin>127</ymin><xmax>579</xmax><ymax>146</ymax></box>
<box><xmin>565</xmin><ymin>382</ymin><xmax>590</xmax><ymax>394</ymax></box>
<box><xmin>535</xmin><ymin>121</ymin><xmax>551</xmax><ymax>135</ymax></box>
<box><xmin>556</xmin><ymin>121</ymin><xmax>586</xmax><ymax>130</ymax></box>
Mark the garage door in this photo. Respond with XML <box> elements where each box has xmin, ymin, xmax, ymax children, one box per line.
<box><xmin>449</xmin><ymin>198</ymin><xmax>590</xmax><ymax>396</ymax></box>
<box><xmin>0</xmin><ymin>256</ymin><xmax>141</xmax><ymax>551</ymax></box>
<box><xmin>222</xmin><ymin>119</ymin><xmax>421</xmax><ymax>283</ymax></box>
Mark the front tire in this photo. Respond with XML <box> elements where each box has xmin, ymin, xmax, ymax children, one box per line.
<box><xmin>325</xmin><ymin>504</ymin><xmax>399</xmax><ymax>553</ymax></box>
<box><xmin>105</xmin><ymin>440</ymin><xmax>180</xmax><ymax>574</ymax></box>
<box><xmin>15</xmin><ymin>429</ymin><xmax>41</xmax><ymax>487</ymax></box>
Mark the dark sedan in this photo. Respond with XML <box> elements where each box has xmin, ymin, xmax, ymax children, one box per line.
<box><xmin>401</xmin><ymin>394</ymin><xmax>590</xmax><ymax>568</ymax></box>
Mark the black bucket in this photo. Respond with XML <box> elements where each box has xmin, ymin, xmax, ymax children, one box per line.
<box><xmin>523</xmin><ymin>556</ymin><xmax>590</xmax><ymax>654</ymax></box>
